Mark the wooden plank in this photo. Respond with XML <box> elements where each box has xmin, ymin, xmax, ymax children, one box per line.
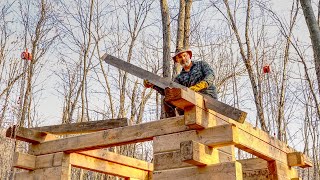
<box><xmin>287</xmin><ymin>152</ymin><xmax>312</xmax><ymax>168</ymax></box>
<box><xmin>69</xmin><ymin>153</ymin><xmax>149</xmax><ymax>180</ymax></box>
<box><xmin>268</xmin><ymin>160</ymin><xmax>299</xmax><ymax>180</ymax></box>
<box><xmin>6</xmin><ymin>125</ymin><xmax>56</xmax><ymax>143</ymax></box>
<box><xmin>153</xmin><ymin>161</ymin><xmax>243</xmax><ymax>180</ymax></box>
<box><xmin>154</xmin><ymin>150</ymin><xmax>192</xmax><ymax>171</ymax></box>
<box><xmin>102</xmin><ymin>53</ymin><xmax>186</xmax><ymax>90</ymax></box>
<box><xmin>153</xmin><ymin>124</ymin><xmax>238</xmax><ymax>153</ymax></box>
<box><xmin>180</xmin><ymin>140</ymin><xmax>219</xmax><ymax>166</ymax></box>
<box><xmin>29</xmin><ymin>116</ymin><xmax>189</xmax><ymax>155</ymax></box>
<box><xmin>164</xmin><ymin>88</ymin><xmax>247</xmax><ymax>123</ymax></box>
<box><xmin>31</xmin><ymin>118</ymin><xmax>128</xmax><ymax>135</ymax></box>
<box><xmin>79</xmin><ymin>150</ymin><xmax>153</xmax><ymax>171</ymax></box>
<box><xmin>13</xmin><ymin>152</ymin><xmax>36</xmax><ymax>170</ymax></box>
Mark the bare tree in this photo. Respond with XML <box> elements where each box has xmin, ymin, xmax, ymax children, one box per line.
<box><xmin>217</xmin><ymin>0</ymin><xmax>268</xmax><ymax>131</ymax></box>
<box><xmin>18</xmin><ymin>0</ymin><xmax>58</xmax><ymax>127</ymax></box>
<box><xmin>300</xmin><ymin>0</ymin><xmax>320</xmax><ymax>96</ymax></box>
<box><xmin>173</xmin><ymin>0</ymin><xmax>193</xmax><ymax>77</ymax></box>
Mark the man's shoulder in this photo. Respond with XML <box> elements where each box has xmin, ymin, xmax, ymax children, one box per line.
<box><xmin>192</xmin><ymin>60</ymin><xmax>208</xmax><ymax>66</ymax></box>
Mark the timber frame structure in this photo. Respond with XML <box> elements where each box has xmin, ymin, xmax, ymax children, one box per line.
<box><xmin>6</xmin><ymin>87</ymin><xmax>312</xmax><ymax>180</ymax></box>
<box><xmin>6</xmin><ymin>54</ymin><xmax>312</xmax><ymax>179</ymax></box>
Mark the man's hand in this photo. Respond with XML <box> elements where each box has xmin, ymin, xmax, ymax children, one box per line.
<box><xmin>189</xmin><ymin>81</ymin><xmax>208</xmax><ymax>92</ymax></box>
<box><xmin>143</xmin><ymin>79</ymin><xmax>154</xmax><ymax>88</ymax></box>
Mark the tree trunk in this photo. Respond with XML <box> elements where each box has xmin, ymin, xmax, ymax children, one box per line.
<box><xmin>160</xmin><ymin>0</ymin><xmax>171</xmax><ymax>118</ymax></box>
<box><xmin>160</xmin><ymin>0</ymin><xmax>171</xmax><ymax>79</ymax></box>
<box><xmin>184</xmin><ymin>0</ymin><xmax>192</xmax><ymax>49</ymax></box>
<box><xmin>223</xmin><ymin>0</ymin><xmax>268</xmax><ymax>131</ymax></box>
<box><xmin>300</xmin><ymin>0</ymin><xmax>320</xmax><ymax>96</ymax></box>
<box><xmin>173</xmin><ymin>0</ymin><xmax>186</xmax><ymax>78</ymax></box>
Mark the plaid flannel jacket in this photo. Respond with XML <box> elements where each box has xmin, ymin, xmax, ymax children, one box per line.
<box><xmin>154</xmin><ymin>61</ymin><xmax>217</xmax><ymax>99</ymax></box>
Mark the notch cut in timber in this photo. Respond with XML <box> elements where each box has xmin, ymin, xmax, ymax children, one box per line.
<box><xmin>164</xmin><ymin>88</ymin><xmax>247</xmax><ymax>123</ymax></box>
<box><xmin>180</xmin><ymin>140</ymin><xmax>220</xmax><ymax>166</ymax></box>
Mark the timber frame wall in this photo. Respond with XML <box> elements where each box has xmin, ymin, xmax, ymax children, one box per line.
<box><xmin>6</xmin><ymin>88</ymin><xmax>312</xmax><ymax>180</ymax></box>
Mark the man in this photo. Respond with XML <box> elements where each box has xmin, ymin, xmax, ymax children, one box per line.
<box><xmin>144</xmin><ymin>49</ymin><xmax>217</xmax><ymax>117</ymax></box>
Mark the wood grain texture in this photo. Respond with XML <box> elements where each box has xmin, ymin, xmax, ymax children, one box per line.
<box><xmin>180</xmin><ymin>140</ymin><xmax>219</xmax><ymax>166</ymax></box>
<box><xmin>79</xmin><ymin>150</ymin><xmax>153</xmax><ymax>171</ymax></box>
<box><xmin>153</xmin><ymin>161</ymin><xmax>243</xmax><ymax>180</ymax></box>
<box><xmin>31</xmin><ymin>118</ymin><xmax>128</xmax><ymax>135</ymax></box>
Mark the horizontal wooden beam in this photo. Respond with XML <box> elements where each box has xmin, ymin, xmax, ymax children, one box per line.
<box><xmin>29</xmin><ymin>116</ymin><xmax>189</xmax><ymax>155</ymax></box>
<box><xmin>153</xmin><ymin>161</ymin><xmax>243</xmax><ymax>180</ymax></box>
<box><xmin>287</xmin><ymin>152</ymin><xmax>312</xmax><ymax>168</ymax></box>
<box><xmin>13</xmin><ymin>152</ymin><xmax>65</xmax><ymax>170</ymax></box>
<box><xmin>154</xmin><ymin>150</ymin><xmax>193</xmax><ymax>171</ymax></box>
<box><xmin>235</xmin><ymin>128</ymin><xmax>288</xmax><ymax>164</ymax></box>
<box><xmin>69</xmin><ymin>153</ymin><xmax>149</xmax><ymax>180</ymax></box>
<box><xmin>6</xmin><ymin>125</ymin><xmax>56</xmax><ymax>143</ymax></box>
<box><xmin>31</xmin><ymin>118</ymin><xmax>128</xmax><ymax>135</ymax></box>
<box><xmin>164</xmin><ymin>88</ymin><xmax>247</xmax><ymax>123</ymax></box>
<box><xmin>180</xmin><ymin>140</ymin><xmax>219</xmax><ymax>166</ymax></box>
<box><xmin>79</xmin><ymin>150</ymin><xmax>153</xmax><ymax>171</ymax></box>
<box><xmin>13</xmin><ymin>152</ymin><xmax>36</xmax><ymax>170</ymax></box>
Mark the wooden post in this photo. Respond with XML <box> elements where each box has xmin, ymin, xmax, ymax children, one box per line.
<box><xmin>268</xmin><ymin>160</ymin><xmax>299</xmax><ymax>180</ymax></box>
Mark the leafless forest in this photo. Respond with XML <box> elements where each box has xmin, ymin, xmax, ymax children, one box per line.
<box><xmin>0</xmin><ymin>0</ymin><xmax>319</xmax><ymax>179</ymax></box>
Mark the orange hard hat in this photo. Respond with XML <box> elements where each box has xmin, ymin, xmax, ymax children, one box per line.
<box><xmin>172</xmin><ymin>49</ymin><xmax>192</xmax><ymax>62</ymax></box>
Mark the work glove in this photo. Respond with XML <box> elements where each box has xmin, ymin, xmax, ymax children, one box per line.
<box><xmin>143</xmin><ymin>79</ymin><xmax>154</xmax><ymax>88</ymax></box>
<box><xmin>189</xmin><ymin>81</ymin><xmax>208</xmax><ymax>92</ymax></box>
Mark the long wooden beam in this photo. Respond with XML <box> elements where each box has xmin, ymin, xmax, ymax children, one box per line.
<box><xmin>13</xmin><ymin>152</ymin><xmax>36</xmax><ymax>170</ymax></box>
<box><xmin>13</xmin><ymin>150</ymin><xmax>153</xmax><ymax>173</ymax></box>
<box><xmin>102</xmin><ymin>53</ymin><xmax>247</xmax><ymax>123</ymax></box>
<box><xmin>69</xmin><ymin>153</ymin><xmax>149</xmax><ymax>180</ymax></box>
<box><xmin>31</xmin><ymin>118</ymin><xmax>128</xmax><ymax>135</ymax></box>
<box><xmin>29</xmin><ymin>116</ymin><xmax>189</xmax><ymax>155</ymax></box>
<box><xmin>102</xmin><ymin>53</ymin><xmax>186</xmax><ymax>90</ymax></box>
<box><xmin>79</xmin><ymin>150</ymin><xmax>153</xmax><ymax>171</ymax></box>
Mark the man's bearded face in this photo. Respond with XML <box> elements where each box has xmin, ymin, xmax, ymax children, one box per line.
<box><xmin>175</xmin><ymin>52</ymin><xmax>191</xmax><ymax>67</ymax></box>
